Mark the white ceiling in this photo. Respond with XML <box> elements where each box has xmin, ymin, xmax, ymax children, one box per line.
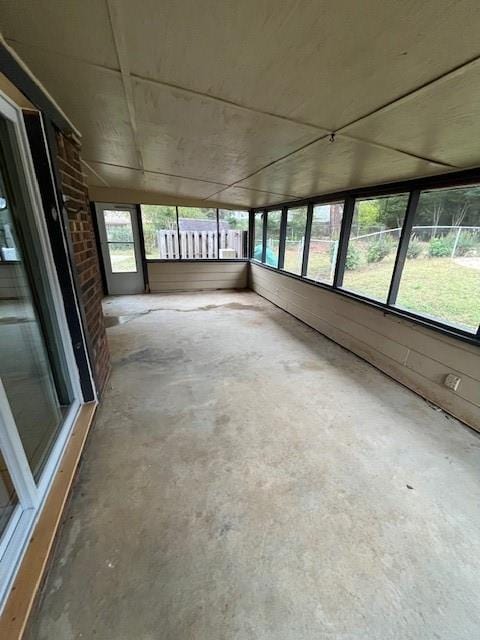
<box><xmin>2</xmin><ymin>0</ymin><xmax>480</xmax><ymax>207</ymax></box>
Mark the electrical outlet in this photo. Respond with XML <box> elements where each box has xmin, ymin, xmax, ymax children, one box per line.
<box><xmin>444</xmin><ymin>373</ymin><xmax>461</xmax><ymax>392</ymax></box>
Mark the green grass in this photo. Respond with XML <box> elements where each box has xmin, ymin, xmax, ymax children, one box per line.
<box><xmin>287</xmin><ymin>246</ymin><xmax>479</xmax><ymax>330</ymax></box>
<box><xmin>109</xmin><ymin>248</ymin><xmax>137</xmax><ymax>272</ymax></box>
<box><xmin>342</xmin><ymin>255</ymin><xmax>395</xmax><ymax>301</ymax></box>
<box><xmin>345</xmin><ymin>257</ymin><xmax>480</xmax><ymax>330</ymax></box>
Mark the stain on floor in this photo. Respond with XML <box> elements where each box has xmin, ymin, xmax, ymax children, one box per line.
<box><xmin>26</xmin><ymin>290</ymin><xmax>480</xmax><ymax>640</ymax></box>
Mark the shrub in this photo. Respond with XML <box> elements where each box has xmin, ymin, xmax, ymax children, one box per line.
<box><xmin>406</xmin><ymin>239</ymin><xmax>422</xmax><ymax>259</ymax></box>
<box><xmin>345</xmin><ymin>244</ymin><xmax>361</xmax><ymax>270</ymax></box>
<box><xmin>366</xmin><ymin>239</ymin><xmax>392</xmax><ymax>263</ymax></box>
<box><xmin>429</xmin><ymin>236</ymin><xmax>453</xmax><ymax>257</ymax></box>
<box><xmin>454</xmin><ymin>231</ymin><xmax>477</xmax><ymax>257</ymax></box>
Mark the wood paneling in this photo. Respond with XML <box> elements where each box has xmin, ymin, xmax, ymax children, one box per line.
<box><xmin>148</xmin><ymin>261</ymin><xmax>247</xmax><ymax>292</ymax></box>
<box><xmin>250</xmin><ymin>264</ymin><xmax>480</xmax><ymax>431</ymax></box>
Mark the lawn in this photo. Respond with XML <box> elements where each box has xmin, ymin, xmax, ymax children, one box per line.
<box><xmin>292</xmin><ymin>248</ymin><xmax>479</xmax><ymax>331</ymax></box>
<box><xmin>112</xmin><ymin>242</ymin><xmax>479</xmax><ymax>331</ymax></box>
<box><xmin>346</xmin><ymin>257</ymin><xmax>479</xmax><ymax>331</ymax></box>
<box><xmin>109</xmin><ymin>246</ymin><xmax>137</xmax><ymax>272</ymax></box>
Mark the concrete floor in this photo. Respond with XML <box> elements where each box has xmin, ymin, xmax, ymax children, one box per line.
<box><xmin>27</xmin><ymin>291</ymin><xmax>480</xmax><ymax>640</ymax></box>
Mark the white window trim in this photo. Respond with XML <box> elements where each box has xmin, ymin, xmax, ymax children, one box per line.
<box><xmin>0</xmin><ymin>89</ymin><xmax>86</xmax><ymax>610</ymax></box>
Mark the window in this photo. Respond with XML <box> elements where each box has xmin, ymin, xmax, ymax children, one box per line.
<box><xmin>341</xmin><ymin>194</ymin><xmax>409</xmax><ymax>302</ymax></box>
<box><xmin>140</xmin><ymin>205</ymin><xmax>178</xmax><ymax>259</ymax></box>
<box><xmin>178</xmin><ymin>207</ymin><xmax>217</xmax><ymax>259</ymax></box>
<box><xmin>218</xmin><ymin>209</ymin><xmax>249</xmax><ymax>258</ymax></box>
<box><xmin>253</xmin><ymin>211</ymin><xmax>264</xmax><ymax>261</ymax></box>
<box><xmin>265</xmin><ymin>210</ymin><xmax>281</xmax><ymax>267</ymax></box>
<box><xmin>283</xmin><ymin>206</ymin><xmax>307</xmax><ymax>275</ymax></box>
<box><xmin>306</xmin><ymin>202</ymin><xmax>344</xmax><ymax>284</ymax></box>
<box><xmin>104</xmin><ymin>210</ymin><xmax>138</xmax><ymax>272</ymax></box>
<box><xmin>396</xmin><ymin>186</ymin><xmax>480</xmax><ymax>332</ymax></box>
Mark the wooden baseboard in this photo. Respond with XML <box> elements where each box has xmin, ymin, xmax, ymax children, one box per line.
<box><xmin>0</xmin><ymin>402</ymin><xmax>97</xmax><ymax>640</ymax></box>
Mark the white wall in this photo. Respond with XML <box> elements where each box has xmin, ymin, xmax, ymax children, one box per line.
<box><xmin>148</xmin><ymin>261</ymin><xmax>248</xmax><ymax>292</ymax></box>
<box><xmin>250</xmin><ymin>263</ymin><xmax>480</xmax><ymax>431</ymax></box>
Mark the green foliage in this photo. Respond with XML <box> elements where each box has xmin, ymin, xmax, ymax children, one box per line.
<box><xmin>356</xmin><ymin>195</ymin><xmax>409</xmax><ymax>230</ymax></box>
<box><xmin>415</xmin><ymin>187</ymin><xmax>480</xmax><ymax>228</ymax></box>
<box><xmin>286</xmin><ymin>209</ymin><xmax>307</xmax><ymax>241</ymax></box>
<box><xmin>345</xmin><ymin>243</ymin><xmax>361</xmax><ymax>270</ymax></box>
<box><xmin>106</xmin><ymin>226</ymin><xmax>132</xmax><ymax>242</ymax></box>
<box><xmin>406</xmin><ymin>239</ymin><xmax>422</xmax><ymax>259</ymax></box>
<box><xmin>226</xmin><ymin>215</ymin><xmax>238</xmax><ymax>228</ymax></box>
<box><xmin>455</xmin><ymin>231</ymin><xmax>477</xmax><ymax>257</ymax></box>
<box><xmin>141</xmin><ymin>205</ymin><xmax>177</xmax><ymax>256</ymax></box>
<box><xmin>366</xmin><ymin>239</ymin><xmax>393</xmax><ymax>263</ymax></box>
<box><xmin>357</xmin><ymin>200</ymin><xmax>381</xmax><ymax>227</ymax></box>
<box><xmin>429</xmin><ymin>236</ymin><xmax>453</xmax><ymax>257</ymax></box>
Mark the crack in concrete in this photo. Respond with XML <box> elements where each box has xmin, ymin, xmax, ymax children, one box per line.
<box><xmin>105</xmin><ymin>302</ymin><xmax>260</xmax><ymax>327</ymax></box>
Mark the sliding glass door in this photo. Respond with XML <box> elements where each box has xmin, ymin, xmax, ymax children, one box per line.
<box><xmin>0</xmin><ymin>92</ymin><xmax>82</xmax><ymax>608</ymax></box>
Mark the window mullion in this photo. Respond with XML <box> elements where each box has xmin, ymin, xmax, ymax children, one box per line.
<box><xmin>249</xmin><ymin>210</ymin><xmax>254</xmax><ymax>258</ymax></box>
<box><xmin>333</xmin><ymin>196</ymin><xmax>355</xmax><ymax>288</ymax></box>
<box><xmin>175</xmin><ymin>206</ymin><xmax>181</xmax><ymax>260</ymax></box>
<box><xmin>386</xmin><ymin>189</ymin><xmax>420</xmax><ymax>306</ymax></box>
<box><xmin>262</xmin><ymin>210</ymin><xmax>267</xmax><ymax>263</ymax></box>
<box><xmin>301</xmin><ymin>203</ymin><xmax>313</xmax><ymax>277</ymax></box>
<box><xmin>278</xmin><ymin>207</ymin><xmax>287</xmax><ymax>270</ymax></box>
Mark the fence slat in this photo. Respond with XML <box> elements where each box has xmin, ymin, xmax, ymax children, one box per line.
<box><xmin>155</xmin><ymin>228</ymin><xmax>248</xmax><ymax>259</ymax></box>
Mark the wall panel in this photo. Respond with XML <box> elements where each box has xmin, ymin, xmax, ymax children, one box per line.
<box><xmin>250</xmin><ymin>263</ymin><xmax>480</xmax><ymax>431</ymax></box>
<box><xmin>148</xmin><ymin>261</ymin><xmax>248</xmax><ymax>292</ymax></box>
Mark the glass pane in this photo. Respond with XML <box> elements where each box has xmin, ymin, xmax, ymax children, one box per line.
<box><xmin>265</xmin><ymin>210</ymin><xmax>281</xmax><ymax>267</ymax></box>
<box><xmin>342</xmin><ymin>194</ymin><xmax>409</xmax><ymax>302</ymax></box>
<box><xmin>396</xmin><ymin>186</ymin><xmax>480</xmax><ymax>332</ymax></box>
<box><xmin>306</xmin><ymin>202</ymin><xmax>344</xmax><ymax>284</ymax></box>
<box><xmin>218</xmin><ymin>210</ymin><xmax>249</xmax><ymax>258</ymax></box>
<box><xmin>253</xmin><ymin>212</ymin><xmax>264</xmax><ymax>261</ymax></box>
<box><xmin>140</xmin><ymin>205</ymin><xmax>178</xmax><ymax>260</ymax></box>
<box><xmin>284</xmin><ymin>206</ymin><xmax>307</xmax><ymax>275</ymax></box>
<box><xmin>178</xmin><ymin>207</ymin><xmax>217</xmax><ymax>259</ymax></box>
<box><xmin>0</xmin><ymin>117</ymin><xmax>72</xmax><ymax>479</ymax></box>
<box><xmin>0</xmin><ymin>451</ymin><xmax>17</xmax><ymax>538</ymax></box>
<box><xmin>104</xmin><ymin>210</ymin><xmax>134</xmax><ymax>242</ymax></box>
<box><xmin>108</xmin><ymin>242</ymin><xmax>137</xmax><ymax>273</ymax></box>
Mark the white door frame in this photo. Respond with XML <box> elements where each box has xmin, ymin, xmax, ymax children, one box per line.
<box><xmin>0</xmin><ymin>89</ymin><xmax>84</xmax><ymax>611</ymax></box>
<box><xmin>95</xmin><ymin>202</ymin><xmax>144</xmax><ymax>295</ymax></box>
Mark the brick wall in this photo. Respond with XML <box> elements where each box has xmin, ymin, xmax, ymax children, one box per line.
<box><xmin>56</xmin><ymin>131</ymin><xmax>110</xmax><ymax>395</ymax></box>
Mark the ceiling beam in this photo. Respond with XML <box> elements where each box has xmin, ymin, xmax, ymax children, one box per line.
<box><xmin>81</xmin><ymin>159</ymin><xmax>110</xmax><ymax>187</ymax></box>
<box><xmin>105</xmin><ymin>0</ymin><xmax>144</xmax><ymax>172</ymax></box>
<box><xmin>83</xmin><ymin>159</ymin><xmax>295</xmax><ymax>198</ymax></box>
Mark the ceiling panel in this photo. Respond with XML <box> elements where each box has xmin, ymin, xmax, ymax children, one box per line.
<box><xmin>2</xmin><ymin>1</ymin><xmax>479</xmax><ymax>207</ymax></box>
<box><xmin>133</xmin><ymin>79</ymin><xmax>323</xmax><ymax>184</ymax></box>
<box><xmin>119</xmin><ymin>0</ymin><xmax>480</xmax><ymax>130</ymax></box>
<box><xmin>236</xmin><ymin>137</ymin><xmax>445</xmax><ymax>197</ymax></box>
<box><xmin>81</xmin><ymin>162</ymin><xmax>107</xmax><ymax>188</ymax></box>
<box><xmin>205</xmin><ymin>187</ymin><xmax>294</xmax><ymax>208</ymax></box>
<box><xmin>2</xmin><ymin>0</ymin><xmax>118</xmax><ymax>68</ymax></box>
<box><xmin>88</xmin><ymin>162</ymin><xmax>228</xmax><ymax>200</ymax></box>
<box><xmin>341</xmin><ymin>64</ymin><xmax>480</xmax><ymax>168</ymax></box>
<box><xmin>9</xmin><ymin>43</ymin><xmax>139</xmax><ymax>168</ymax></box>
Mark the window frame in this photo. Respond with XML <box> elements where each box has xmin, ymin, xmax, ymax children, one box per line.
<box><xmin>281</xmin><ymin>204</ymin><xmax>309</xmax><ymax>277</ymax></box>
<box><xmin>264</xmin><ymin>208</ymin><xmax>282</xmax><ymax>268</ymax></box>
<box><xmin>140</xmin><ymin>206</ymin><xmax>250</xmax><ymax>263</ymax></box>
<box><xmin>249</xmin><ymin>169</ymin><xmax>480</xmax><ymax>345</ymax></box>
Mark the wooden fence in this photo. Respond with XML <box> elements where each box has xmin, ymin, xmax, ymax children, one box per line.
<box><xmin>156</xmin><ymin>229</ymin><xmax>246</xmax><ymax>259</ymax></box>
